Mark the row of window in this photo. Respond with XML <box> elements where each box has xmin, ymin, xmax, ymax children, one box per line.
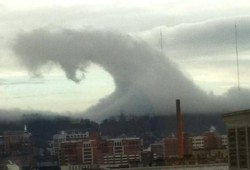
<box><xmin>228</xmin><ymin>127</ymin><xmax>250</xmax><ymax>168</ymax></box>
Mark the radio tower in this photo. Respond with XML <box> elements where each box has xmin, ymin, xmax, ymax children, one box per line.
<box><xmin>235</xmin><ymin>24</ymin><xmax>240</xmax><ymax>92</ymax></box>
<box><xmin>160</xmin><ymin>29</ymin><xmax>163</xmax><ymax>55</ymax></box>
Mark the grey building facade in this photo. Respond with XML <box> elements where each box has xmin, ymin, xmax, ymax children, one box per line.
<box><xmin>223</xmin><ymin>110</ymin><xmax>250</xmax><ymax>170</ymax></box>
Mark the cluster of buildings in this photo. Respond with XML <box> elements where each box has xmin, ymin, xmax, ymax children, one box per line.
<box><xmin>49</xmin><ymin>128</ymin><xmax>229</xmax><ymax>169</ymax></box>
<box><xmin>1</xmin><ymin>100</ymin><xmax>250</xmax><ymax>170</ymax></box>
<box><xmin>0</xmin><ymin>127</ymin><xmax>229</xmax><ymax>170</ymax></box>
<box><xmin>0</xmin><ymin>99</ymin><xmax>230</xmax><ymax>170</ymax></box>
<box><xmin>147</xmin><ymin>100</ymin><xmax>228</xmax><ymax>166</ymax></box>
<box><xmin>149</xmin><ymin>126</ymin><xmax>228</xmax><ymax>166</ymax></box>
<box><xmin>52</xmin><ymin>99</ymin><xmax>229</xmax><ymax>169</ymax></box>
<box><xmin>52</xmin><ymin>131</ymin><xmax>142</xmax><ymax>170</ymax></box>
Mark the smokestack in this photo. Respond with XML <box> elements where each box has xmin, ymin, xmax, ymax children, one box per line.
<box><xmin>176</xmin><ymin>99</ymin><xmax>184</xmax><ymax>158</ymax></box>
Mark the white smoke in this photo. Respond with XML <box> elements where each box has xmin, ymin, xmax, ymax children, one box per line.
<box><xmin>13</xmin><ymin>29</ymin><xmax>250</xmax><ymax>120</ymax></box>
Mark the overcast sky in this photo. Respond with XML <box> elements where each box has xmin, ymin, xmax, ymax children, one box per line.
<box><xmin>0</xmin><ymin>0</ymin><xmax>250</xmax><ymax>118</ymax></box>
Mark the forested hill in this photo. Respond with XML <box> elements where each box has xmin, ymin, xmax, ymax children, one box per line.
<box><xmin>100</xmin><ymin>113</ymin><xmax>226</xmax><ymax>137</ymax></box>
<box><xmin>0</xmin><ymin>113</ymin><xmax>226</xmax><ymax>146</ymax></box>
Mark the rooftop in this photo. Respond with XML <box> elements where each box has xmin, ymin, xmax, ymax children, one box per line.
<box><xmin>222</xmin><ymin>109</ymin><xmax>250</xmax><ymax>117</ymax></box>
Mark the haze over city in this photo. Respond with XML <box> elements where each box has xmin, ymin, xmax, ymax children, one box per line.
<box><xmin>0</xmin><ymin>0</ymin><xmax>250</xmax><ymax>120</ymax></box>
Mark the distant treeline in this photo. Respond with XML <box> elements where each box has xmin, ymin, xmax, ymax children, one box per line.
<box><xmin>0</xmin><ymin>113</ymin><xmax>226</xmax><ymax>147</ymax></box>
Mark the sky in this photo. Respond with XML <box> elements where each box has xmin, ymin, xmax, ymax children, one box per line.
<box><xmin>0</xmin><ymin>0</ymin><xmax>250</xmax><ymax>119</ymax></box>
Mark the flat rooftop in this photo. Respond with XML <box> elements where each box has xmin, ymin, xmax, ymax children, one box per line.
<box><xmin>222</xmin><ymin>109</ymin><xmax>250</xmax><ymax>127</ymax></box>
<box><xmin>222</xmin><ymin>109</ymin><xmax>250</xmax><ymax>117</ymax></box>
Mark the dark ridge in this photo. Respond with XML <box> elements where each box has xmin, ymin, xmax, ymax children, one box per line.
<box><xmin>100</xmin><ymin>113</ymin><xmax>226</xmax><ymax>137</ymax></box>
<box><xmin>0</xmin><ymin>113</ymin><xmax>225</xmax><ymax>147</ymax></box>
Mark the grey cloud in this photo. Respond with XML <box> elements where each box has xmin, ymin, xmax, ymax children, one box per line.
<box><xmin>0</xmin><ymin>108</ymin><xmax>64</xmax><ymax>121</ymax></box>
<box><xmin>178</xmin><ymin>58</ymin><xmax>250</xmax><ymax>71</ymax></box>
<box><xmin>0</xmin><ymin>108</ymin><xmax>24</xmax><ymax>121</ymax></box>
<box><xmin>141</xmin><ymin>16</ymin><xmax>250</xmax><ymax>58</ymax></box>
<box><xmin>13</xmin><ymin>29</ymin><xmax>250</xmax><ymax>121</ymax></box>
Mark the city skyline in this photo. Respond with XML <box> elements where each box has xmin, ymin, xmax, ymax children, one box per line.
<box><xmin>0</xmin><ymin>1</ymin><xmax>250</xmax><ymax>118</ymax></box>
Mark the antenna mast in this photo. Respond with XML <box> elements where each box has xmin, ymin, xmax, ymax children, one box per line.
<box><xmin>235</xmin><ymin>24</ymin><xmax>240</xmax><ymax>91</ymax></box>
<box><xmin>160</xmin><ymin>29</ymin><xmax>163</xmax><ymax>55</ymax></box>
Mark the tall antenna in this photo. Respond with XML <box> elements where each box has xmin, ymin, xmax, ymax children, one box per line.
<box><xmin>235</xmin><ymin>24</ymin><xmax>240</xmax><ymax>91</ymax></box>
<box><xmin>160</xmin><ymin>29</ymin><xmax>163</xmax><ymax>55</ymax></box>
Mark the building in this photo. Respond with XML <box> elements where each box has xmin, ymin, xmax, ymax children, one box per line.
<box><xmin>150</xmin><ymin>142</ymin><xmax>164</xmax><ymax>160</ymax></box>
<box><xmin>192</xmin><ymin>136</ymin><xmax>205</xmax><ymax>150</ymax></box>
<box><xmin>176</xmin><ymin>99</ymin><xmax>184</xmax><ymax>158</ymax></box>
<box><xmin>223</xmin><ymin>109</ymin><xmax>250</xmax><ymax>170</ymax></box>
<box><xmin>191</xmin><ymin>127</ymin><xmax>228</xmax><ymax>150</ymax></box>
<box><xmin>0</xmin><ymin>136</ymin><xmax>5</xmax><ymax>156</ymax></box>
<box><xmin>141</xmin><ymin>151</ymin><xmax>153</xmax><ymax>167</ymax></box>
<box><xmin>59</xmin><ymin>140</ymin><xmax>99</xmax><ymax>170</ymax></box>
<box><xmin>59</xmin><ymin>140</ymin><xmax>83</xmax><ymax>165</ymax></box>
<box><xmin>6</xmin><ymin>161</ymin><xmax>20</xmax><ymax>170</ymax></box>
<box><xmin>203</xmin><ymin>130</ymin><xmax>223</xmax><ymax>150</ymax></box>
<box><xmin>91</xmin><ymin>138</ymin><xmax>113</xmax><ymax>165</ymax></box>
<box><xmin>103</xmin><ymin>138</ymin><xmax>142</xmax><ymax>168</ymax></box>
<box><xmin>192</xmin><ymin>148</ymin><xmax>228</xmax><ymax>164</ymax></box>
<box><xmin>52</xmin><ymin>131</ymin><xmax>89</xmax><ymax>155</ymax></box>
<box><xmin>57</xmin><ymin>136</ymin><xmax>142</xmax><ymax>169</ymax></box>
<box><xmin>189</xmin><ymin>127</ymin><xmax>228</xmax><ymax>164</ymax></box>
<box><xmin>221</xmin><ymin>135</ymin><xmax>228</xmax><ymax>148</ymax></box>
<box><xmin>0</xmin><ymin>126</ymin><xmax>36</xmax><ymax>169</ymax></box>
<box><xmin>163</xmin><ymin>134</ymin><xmax>192</xmax><ymax>159</ymax></box>
<box><xmin>3</xmin><ymin>128</ymin><xmax>34</xmax><ymax>164</ymax></box>
<box><xmin>3</xmin><ymin>130</ymin><xmax>32</xmax><ymax>156</ymax></box>
<box><xmin>183</xmin><ymin>134</ymin><xmax>192</xmax><ymax>157</ymax></box>
<box><xmin>164</xmin><ymin>135</ymin><xmax>178</xmax><ymax>158</ymax></box>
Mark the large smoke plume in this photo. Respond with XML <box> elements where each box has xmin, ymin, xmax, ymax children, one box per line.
<box><xmin>13</xmin><ymin>29</ymin><xmax>250</xmax><ymax>120</ymax></box>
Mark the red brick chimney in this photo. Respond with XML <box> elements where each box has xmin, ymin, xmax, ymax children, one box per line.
<box><xmin>176</xmin><ymin>99</ymin><xmax>184</xmax><ymax>158</ymax></box>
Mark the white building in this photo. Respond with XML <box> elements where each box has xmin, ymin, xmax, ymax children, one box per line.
<box><xmin>221</xmin><ymin>135</ymin><xmax>228</xmax><ymax>147</ymax></box>
<box><xmin>192</xmin><ymin>136</ymin><xmax>205</xmax><ymax>150</ymax></box>
<box><xmin>6</xmin><ymin>161</ymin><xmax>20</xmax><ymax>170</ymax></box>
<box><xmin>82</xmin><ymin>141</ymin><xmax>93</xmax><ymax>165</ymax></box>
